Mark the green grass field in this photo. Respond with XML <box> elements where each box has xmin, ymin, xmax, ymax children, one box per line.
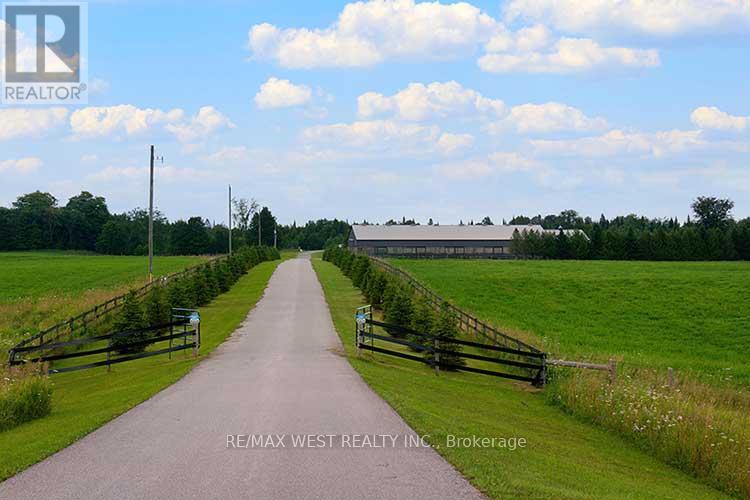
<box><xmin>0</xmin><ymin>257</ymin><xmax>283</xmax><ymax>480</ymax></box>
<box><xmin>387</xmin><ymin>259</ymin><xmax>750</xmax><ymax>387</ymax></box>
<box><xmin>311</xmin><ymin>255</ymin><xmax>724</xmax><ymax>499</ymax></box>
<box><xmin>0</xmin><ymin>252</ymin><xmax>206</xmax><ymax>350</ymax></box>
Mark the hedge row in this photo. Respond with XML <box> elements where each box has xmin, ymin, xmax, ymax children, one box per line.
<box><xmin>322</xmin><ymin>246</ymin><xmax>464</xmax><ymax>367</ymax></box>
<box><xmin>111</xmin><ymin>246</ymin><xmax>280</xmax><ymax>354</ymax></box>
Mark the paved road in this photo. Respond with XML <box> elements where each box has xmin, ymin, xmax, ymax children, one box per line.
<box><xmin>0</xmin><ymin>255</ymin><xmax>483</xmax><ymax>500</ymax></box>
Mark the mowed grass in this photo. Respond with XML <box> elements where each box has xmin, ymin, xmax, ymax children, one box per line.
<box><xmin>0</xmin><ymin>251</ymin><xmax>205</xmax><ymax>349</ymax></box>
<box><xmin>0</xmin><ymin>258</ymin><xmax>282</xmax><ymax>481</ymax></box>
<box><xmin>389</xmin><ymin>259</ymin><xmax>750</xmax><ymax>387</ymax></box>
<box><xmin>311</xmin><ymin>255</ymin><xmax>725</xmax><ymax>499</ymax></box>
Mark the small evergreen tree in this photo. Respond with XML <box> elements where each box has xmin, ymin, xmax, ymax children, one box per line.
<box><xmin>383</xmin><ymin>284</ymin><xmax>413</xmax><ymax>338</ymax></box>
<box><xmin>431</xmin><ymin>304</ymin><xmax>465</xmax><ymax>368</ymax></box>
<box><xmin>144</xmin><ymin>285</ymin><xmax>170</xmax><ymax>329</ymax></box>
<box><xmin>167</xmin><ymin>278</ymin><xmax>191</xmax><ymax>309</ymax></box>
<box><xmin>365</xmin><ymin>270</ymin><xmax>387</xmax><ymax>307</ymax></box>
<box><xmin>202</xmin><ymin>265</ymin><xmax>220</xmax><ymax>301</ymax></box>
<box><xmin>111</xmin><ymin>291</ymin><xmax>148</xmax><ymax>354</ymax></box>
<box><xmin>409</xmin><ymin>295</ymin><xmax>434</xmax><ymax>352</ymax></box>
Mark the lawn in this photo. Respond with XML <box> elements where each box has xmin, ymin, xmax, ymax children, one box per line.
<box><xmin>0</xmin><ymin>251</ymin><xmax>206</xmax><ymax>350</ymax></box>
<box><xmin>311</xmin><ymin>255</ymin><xmax>725</xmax><ymax>499</ymax></box>
<box><xmin>0</xmin><ymin>257</ymin><xmax>283</xmax><ymax>480</ymax></box>
<box><xmin>388</xmin><ymin>259</ymin><xmax>750</xmax><ymax>387</ymax></box>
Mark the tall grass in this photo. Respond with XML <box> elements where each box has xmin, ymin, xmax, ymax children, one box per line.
<box><xmin>549</xmin><ymin>367</ymin><xmax>750</xmax><ymax>497</ymax></box>
<box><xmin>0</xmin><ymin>365</ymin><xmax>53</xmax><ymax>432</ymax></box>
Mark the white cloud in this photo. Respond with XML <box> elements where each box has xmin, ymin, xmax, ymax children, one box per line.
<box><xmin>70</xmin><ymin>105</ymin><xmax>233</xmax><ymax>143</ymax></box>
<box><xmin>691</xmin><ymin>106</ymin><xmax>750</xmax><ymax>132</ymax></box>
<box><xmin>165</xmin><ymin>106</ymin><xmax>235</xmax><ymax>143</ymax></box>
<box><xmin>203</xmin><ymin>146</ymin><xmax>252</xmax><ymax>165</ymax></box>
<box><xmin>0</xmin><ymin>157</ymin><xmax>42</xmax><ymax>174</ymax></box>
<box><xmin>0</xmin><ymin>107</ymin><xmax>69</xmax><ymax>141</ymax></box>
<box><xmin>248</xmin><ymin>0</ymin><xmax>497</xmax><ymax>68</ymax></box>
<box><xmin>531</xmin><ymin>129</ymin><xmax>705</xmax><ymax>157</ymax></box>
<box><xmin>301</xmin><ymin>119</ymin><xmax>440</xmax><ymax>152</ymax></box>
<box><xmin>88</xmin><ymin>164</ymin><xmax>209</xmax><ymax>183</ymax></box>
<box><xmin>436</xmin><ymin>151</ymin><xmax>551</xmax><ymax>180</ymax></box>
<box><xmin>89</xmin><ymin>78</ymin><xmax>110</xmax><ymax>95</ymax></box>
<box><xmin>248</xmin><ymin>0</ymin><xmax>656</xmax><ymax>75</ymax></box>
<box><xmin>70</xmin><ymin>105</ymin><xmax>185</xmax><ymax>137</ymax></box>
<box><xmin>479</xmin><ymin>28</ymin><xmax>659</xmax><ymax>74</ymax></box>
<box><xmin>255</xmin><ymin>77</ymin><xmax>313</xmax><ymax>109</ymax></box>
<box><xmin>357</xmin><ymin>81</ymin><xmax>505</xmax><ymax>120</ymax></box>
<box><xmin>503</xmin><ymin>0</ymin><xmax>750</xmax><ymax>37</ymax></box>
<box><xmin>487</xmin><ymin>102</ymin><xmax>608</xmax><ymax>134</ymax></box>
<box><xmin>436</xmin><ymin>132</ymin><xmax>475</xmax><ymax>155</ymax></box>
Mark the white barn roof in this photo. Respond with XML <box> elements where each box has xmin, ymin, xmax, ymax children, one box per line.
<box><xmin>351</xmin><ymin>224</ymin><xmax>545</xmax><ymax>241</ymax></box>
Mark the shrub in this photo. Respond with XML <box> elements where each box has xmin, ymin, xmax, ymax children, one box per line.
<box><xmin>431</xmin><ymin>303</ymin><xmax>465</xmax><ymax>368</ymax></box>
<box><xmin>201</xmin><ymin>265</ymin><xmax>220</xmax><ymax>302</ymax></box>
<box><xmin>365</xmin><ymin>269</ymin><xmax>387</xmax><ymax>307</ymax></box>
<box><xmin>0</xmin><ymin>366</ymin><xmax>53</xmax><ymax>432</ymax></box>
<box><xmin>167</xmin><ymin>278</ymin><xmax>191</xmax><ymax>310</ymax></box>
<box><xmin>409</xmin><ymin>295</ymin><xmax>435</xmax><ymax>352</ymax></box>
<box><xmin>144</xmin><ymin>285</ymin><xmax>170</xmax><ymax>331</ymax></box>
<box><xmin>383</xmin><ymin>284</ymin><xmax>413</xmax><ymax>338</ymax></box>
<box><xmin>350</xmin><ymin>255</ymin><xmax>370</xmax><ymax>288</ymax></box>
<box><xmin>214</xmin><ymin>261</ymin><xmax>232</xmax><ymax>293</ymax></box>
<box><xmin>111</xmin><ymin>291</ymin><xmax>148</xmax><ymax>354</ymax></box>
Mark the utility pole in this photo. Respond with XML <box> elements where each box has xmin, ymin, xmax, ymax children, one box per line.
<box><xmin>273</xmin><ymin>224</ymin><xmax>277</xmax><ymax>249</ymax></box>
<box><xmin>148</xmin><ymin>145</ymin><xmax>154</xmax><ymax>282</ymax></box>
<box><xmin>148</xmin><ymin>145</ymin><xmax>163</xmax><ymax>282</ymax></box>
<box><xmin>258</xmin><ymin>211</ymin><xmax>262</xmax><ymax>246</ymax></box>
<box><xmin>228</xmin><ymin>185</ymin><xmax>232</xmax><ymax>255</ymax></box>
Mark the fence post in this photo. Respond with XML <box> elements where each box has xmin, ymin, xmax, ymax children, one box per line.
<box><xmin>667</xmin><ymin>367</ymin><xmax>675</xmax><ymax>388</ymax></box>
<box><xmin>107</xmin><ymin>337</ymin><xmax>112</xmax><ymax>373</ymax></box>
<box><xmin>608</xmin><ymin>358</ymin><xmax>617</xmax><ymax>384</ymax></box>
<box><xmin>433</xmin><ymin>337</ymin><xmax>440</xmax><ymax>375</ymax></box>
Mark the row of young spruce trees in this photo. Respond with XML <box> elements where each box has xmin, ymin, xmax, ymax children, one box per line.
<box><xmin>111</xmin><ymin>246</ymin><xmax>280</xmax><ymax>354</ymax></box>
<box><xmin>323</xmin><ymin>246</ymin><xmax>465</xmax><ymax>368</ymax></box>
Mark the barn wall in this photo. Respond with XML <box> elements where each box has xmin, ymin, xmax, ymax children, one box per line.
<box><xmin>349</xmin><ymin>238</ymin><xmax>516</xmax><ymax>258</ymax></box>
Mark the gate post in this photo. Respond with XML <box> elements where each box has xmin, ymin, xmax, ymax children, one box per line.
<box><xmin>190</xmin><ymin>312</ymin><xmax>201</xmax><ymax>358</ymax></box>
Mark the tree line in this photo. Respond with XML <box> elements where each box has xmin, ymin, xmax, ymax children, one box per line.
<box><xmin>0</xmin><ymin>190</ymin><xmax>351</xmax><ymax>255</ymax></box>
<box><xmin>509</xmin><ymin>197</ymin><xmax>750</xmax><ymax>261</ymax></box>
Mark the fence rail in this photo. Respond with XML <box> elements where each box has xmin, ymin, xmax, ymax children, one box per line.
<box><xmin>13</xmin><ymin>256</ymin><xmax>224</xmax><ymax>351</ymax></box>
<box><xmin>370</xmin><ymin>257</ymin><xmax>542</xmax><ymax>354</ymax></box>
<box><xmin>356</xmin><ymin>308</ymin><xmax>546</xmax><ymax>386</ymax></box>
<box><xmin>9</xmin><ymin>311</ymin><xmax>200</xmax><ymax>375</ymax></box>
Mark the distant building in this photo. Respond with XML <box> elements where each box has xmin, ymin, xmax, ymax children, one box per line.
<box><xmin>348</xmin><ymin>224</ymin><xmax>547</xmax><ymax>258</ymax></box>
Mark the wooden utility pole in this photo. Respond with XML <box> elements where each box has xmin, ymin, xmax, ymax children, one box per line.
<box><xmin>228</xmin><ymin>185</ymin><xmax>232</xmax><ymax>255</ymax></box>
<box><xmin>148</xmin><ymin>145</ymin><xmax>155</xmax><ymax>281</ymax></box>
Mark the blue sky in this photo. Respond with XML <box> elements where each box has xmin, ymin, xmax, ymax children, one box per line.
<box><xmin>1</xmin><ymin>0</ymin><xmax>749</xmax><ymax>225</ymax></box>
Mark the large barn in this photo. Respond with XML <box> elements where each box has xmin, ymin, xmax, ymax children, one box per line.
<box><xmin>348</xmin><ymin>224</ymin><xmax>547</xmax><ymax>258</ymax></box>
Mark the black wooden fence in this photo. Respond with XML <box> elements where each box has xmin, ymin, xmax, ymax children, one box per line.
<box><xmin>370</xmin><ymin>257</ymin><xmax>542</xmax><ymax>354</ymax></box>
<box><xmin>13</xmin><ymin>257</ymin><xmax>223</xmax><ymax>352</ymax></box>
<box><xmin>9</xmin><ymin>309</ymin><xmax>201</xmax><ymax>375</ymax></box>
<box><xmin>355</xmin><ymin>306</ymin><xmax>546</xmax><ymax>386</ymax></box>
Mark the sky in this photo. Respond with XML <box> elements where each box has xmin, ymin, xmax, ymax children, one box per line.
<box><xmin>1</xmin><ymin>0</ymin><xmax>749</xmax><ymax>226</ymax></box>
